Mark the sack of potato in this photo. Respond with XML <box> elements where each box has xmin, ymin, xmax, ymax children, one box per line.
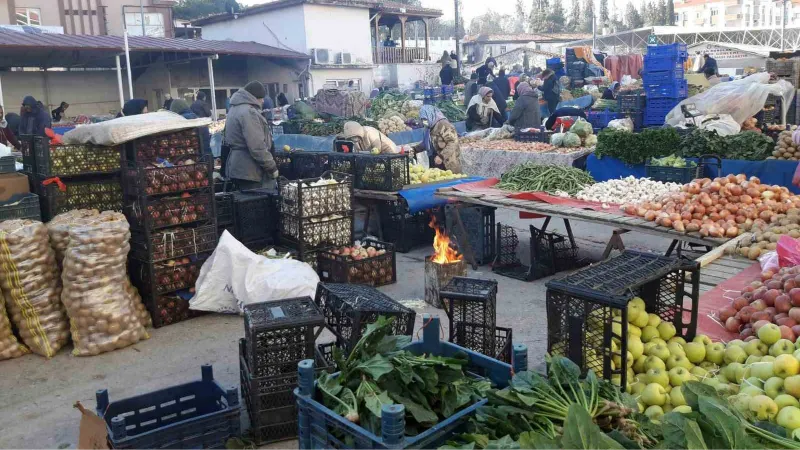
<box><xmin>0</xmin><ymin>290</ymin><xmax>28</xmax><ymax>360</ymax></box>
<box><xmin>47</xmin><ymin>209</ymin><xmax>101</xmax><ymax>266</ymax></box>
<box><xmin>61</xmin><ymin>212</ymin><xmax>149</xmax><ymax>356</ymax></box>
<box><xmin>0</xmin><ymin>220</ymin><xmax>70</xmax><ymax>357</ymax></box>
<box><xmin>124</xmin><ymin>280</ymin><xmax>152</xmax><ymax>328</ymax></box>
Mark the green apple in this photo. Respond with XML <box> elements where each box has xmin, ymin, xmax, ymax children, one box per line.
<box><xmin>627</xmin><ymin>301</ymin><xmax>644</xmax><ymax>323</ymax></box>
<box><xmin>795</xmin><ymin>337</ymin><xmax>800</xmax><ymax>350</ymax></box>
<box><xmin>630</xmin><ymin>296</ymin><xmax>646</xmax><ymax>311</ymax></box>
<box><xmin>631</xmin><ymin>310</ymin><xmax>650</xmax><ymax>328</ymax></box>
<box><xmin>637</xmin><ymin>400</ymin><xmax>646</xmax><ymax>413</ymax></box>
<box><xmin>629</xmin><ymin>325</ymin><xmax>642</xmax><ymax>338</ymax></box>
<box><xmin>765</xmin><ymin>377</ymin><xmax>786</xmax><ymax>398</ymax></box>
<box><xmin>690</xmin><ymin>366</ymin><xmax>709</xmax><ymax>380</ymax></box>
<box><xmin>648</xmin><ymin>313</ymin><xmax>662</xmax><ymax>328</ymax></box>
<box><xmin>729</xmin><ymin>339</ymin><xmax>746</xmax><ymax>347</ymax></box>
<box><xmin>644</xmin><ymin>355</ymin><xmax>667</xmax><ymax>372</ymax></box>
<box><xmin>728</xmin><ymin>393</ymin><xmax>752</xmax><ymax>414</ymax></box>
<box><xmin>722</xmin><ymin>362</ymin><xmax>746</xmax><ymax>383</ymax></box>
<box><xmin>670</xmin><ymin>385</ymin><xmax>686</xmax><ymax>406</ymax></box>
<box><xmin>745</xmin><ymin>355</ymin><xmax>762</xmax><ymax>366</ymax></box>
<box><xmin>613</xmin><ymin>351</ymin><xmax>634</xmax><ymax>369</ymax></box>
<box><xmin>740</xmin><ymin>385</ymin><xmax>765</xmax><ymax>396</ymax></box>
<box><xmin>630</xmin><ymin>381</ymin><xmax>647</xmax><ymax>395</ymax></box>
<box><xmin>628</xmin><ymin>335</ymin><xmax>644</xmax><ymax>359</ymax></box>
<box><xmin>693</xmin><ymin>335</ymin><xmax>713</xmax><ymax>346</ymax></box>
<box><xmin>611</xmin><ymin>319</ymin><xmax>623</xmax><ymax>339</ymax></box>
<box><xmin>705</xmin><ymin>343</ymin><xmax>726</xmax><ymax>365</ymax></box>
<box><xmin>662</xmin><ymin>403</ymin><xmax>673</xmax><ymax>414</ymax></box>
<box><xmin>633</xmin><ymin>355</ymin><xmax>648</xmax><ymax>374</ymax></box>
<box><xmin>611</xmin><ymin>374</ymin><xmax>622</xmax><ymax>387</ymax></box>
<box><xmin>684</xmin><ymin>342</ymin><xmax>706</xmax><ymax>364</ymax></box>
<box><xmin>793</xmin><ymin>349</ymin><xmax>800</xmax><ymax>360</ymax></box>
<box><xmin>724</xmin><ymin>345</ymin><xmax>748</xmax><ymax>364</ymax></box>
<box><xmin>744</xmin><ymin>339</ymin><xmax>769</xmax><ymax>357</ymax></box>
<box><xmin>771</xmin><ymin>339</ymin><xmax>797</xmax><ymax>357</ymax></box>
<box><xmin>669</xmin><ymin>336</ymin><xmax>686</xmax><ymax>346</ymax></box>
<box><xmin>641</xmin><ymin>383</ymin><xmax>667</xmax><ymax>406</ymax></box>
<box><xmin>699</xmin><ymin>361</ymin><xmax>720</xmax><ymax>371</ymax></box>
<box><xmin>702</xmin><ymin>376</ymin><xmax>723</xmax><ymax>390</ymax></box>
<box><xmin>667</xmin><ymin>342</ymin><xmax>686</xmax><ymax>358</ymax></box>
<box><xmin>666</xmin><ymin>354</ymin><xmax>694</xmax><ymax>371</ymax></box>
<box><xmin>785</xmin><ymin>375</ymin><xmax>800</xmax><ymax>398</ymax></box>
<box><xmin>774</xmin><ymin>354</ymin><xmax>800</xmax><ymax>378</ymax></box>
<box><xmin>777</xmin><ymin>406</ymin><xmax>800</xmax><ymax>432</ymax></box>
<box><xmin>657</xmin><ymin>322</ymin><xmax>677</xmax><ymax>341</ymax></box>
<box><xmin>648</xmin><ymin>344</ymin><xmax>671</xmax><ymax>361</ymax></box>
<box><xmin>759</xmin><ymin>323</ymin><xmax>783</xmax><ymax>346</ymax></box>
<box><xmin>672</xmin><ymin>405</ymin><xmax>692</xmax><ymax>414</ymax></box>
<box><xmin>668</xmin><ymin>367</ymin><xmax>693</xmax><ymax>387</ymax></box>
<box><xmin>762</xmin><ymin>355</ymin><xmax>777</xmax><ymax>363</ymax></box>
<box><xmin>646</xmin><ymin>368</ymin><xmax>670</xmax><ymax>388</ymax></box>
<box><xmin>750</xmin><ymin>395</ymin><xmax>780</xmax><ymax>420</ymax></box>
<box><xmin>643</xmin><ymin>341</ymin><xmax>658</xmax><ymax>355</ymax></box>
<box><xmin>751</xmin><ymin>361</ymin><xmax>776</xmax><ymax>380</ymax></box>
<box><xmin>641</xmin><ymin>326</ymin><xmax>660</xmax><ymax>343</ymax></box>
<box><xmin>775</xmin><ymin>394</ymin><xmax>800</xmax><ymax>410</ymax></box>
<box><xmin>744</xmin><ymin>377</ymin><xmax>765</xmax><ymax>389</ymax></box>
<box><xmin>644</xmin><ymin>405</ymin><xmax>664</xmax><ymax>420</ymax></box>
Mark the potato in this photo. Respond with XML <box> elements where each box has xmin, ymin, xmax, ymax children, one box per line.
<box><xmin>0</xmin><ymin>290</ymin><xmax>27</xmax><ymax>361</ymax></box>
<box><xmin>748</xmin><ymin>246</ymin><xmax>762</xmax><ymax>259</ymax></box>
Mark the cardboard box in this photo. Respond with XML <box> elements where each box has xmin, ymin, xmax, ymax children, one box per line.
<box><xmin>0</xmin><ymin>173</ymin><xmax>30</xmax><ymax>203</ymax></box>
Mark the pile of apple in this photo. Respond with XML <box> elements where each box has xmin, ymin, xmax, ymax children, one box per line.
<box><xmin>717</xmin><ymin>266</ymin><xmax>800</xmax><ymax>342</ymax></box>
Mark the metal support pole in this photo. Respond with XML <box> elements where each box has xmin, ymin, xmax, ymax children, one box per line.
<box><xmin>115</xmin><ymin>55</ymin><xmax>125</xmax><ymax>109</ymax></box>
<box><xmin>593</xmin><ymin>7</ymin><xmax>597</xmax><ymax>49</ymax></box>
<box><xmin>782</xmin><ymin>0</ymin><xmax>787</xmax><ymax>51</ymax></box>
<box><xmin>140</xmin><ymin>0</ymin><xmax>146</xmax><ymax>36</ymax></box>
<box><xmin>454</xmin><ymin>0</ymin><xmax>460</xmax><ymax>73</ymax></box>
<box><xmin>124</xmin><ymin>30</ymin><xmax>134</xmax><ymax>99</ymax></box>
<box><xmin>207</xmin><ymin>56</ymin><xmax>218</xmax><ymax>121</ymax></box>
<box><xmin>0</xmin><ymin>72</ymin><xmax>4</xmax><ymax>109</ymax></box>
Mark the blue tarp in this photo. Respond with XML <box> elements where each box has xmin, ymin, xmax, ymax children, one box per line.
<box><xmin>585</xmin><ymin>154</ymin><xmax>647</xmax><ymax>180</ymax></box>
<box><xmin>399</xmin><ymin>176</ymin><xmax>484</xmax><ymax>213</ymax></box>
<box><xmin>558</xmin><ymin>95</ymin><xmax>594</xmax><ymax>110</ymax></box>
<box><xmin>53</xmin><ymin>126</ymin><xmax>75</xmax><ymax>135</ymax></box>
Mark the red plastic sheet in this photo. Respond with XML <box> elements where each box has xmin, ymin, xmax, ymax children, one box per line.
<box><xmin>509</xmin><ymin>191</ymin><xmax>620</xmax><ymax>219</ymax></box>
<box><xmin>695</xmin><ymin>261</ymin><xmax>762</xmax><ymax>342</ymax></box>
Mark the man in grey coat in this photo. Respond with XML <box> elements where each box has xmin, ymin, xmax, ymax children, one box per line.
<box><xmin>508</xmin><ymin>82</ymin><xmax>542</xmax><ymax>130</ymax></box>
<box><xmin>225</xmin><ymin>81</ymin><xmax>279</xmax><ymax>190</ymax></box>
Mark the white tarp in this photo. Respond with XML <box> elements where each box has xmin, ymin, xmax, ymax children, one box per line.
<box><xmin>62</xmin><ymin>111</ymin><xmax>211</xmax><ymax>146</ymax></box>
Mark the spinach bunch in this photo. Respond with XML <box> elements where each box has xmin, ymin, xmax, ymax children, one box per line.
<box><xmin>679</xmin><ymin>129</ymin><xmax>773</xmax><ymax>161</ymax></box>
<box><xmin>679</xmin><ymin>128</ymin><xmax>727</xmax><ymax>158</ymax></box>
<box><xmin>595</xmin><ymin>128</ymin><xmax>680</xmax><ymax>165</ymax></box>
<box><xmin>318</xmin><ymin>316</ymin><xmax>490</xmax><ymax>438</ymax></box>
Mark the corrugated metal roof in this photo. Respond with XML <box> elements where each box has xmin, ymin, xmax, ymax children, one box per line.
<box><xmin>0</xmin><ymin>27</ymin><xmax>309</xmax><ymax>59</ymax></box>
<box><xmin>463</xmin><ymin>33</ymin><xmax>592</xmax><ymax>44</ymax></box>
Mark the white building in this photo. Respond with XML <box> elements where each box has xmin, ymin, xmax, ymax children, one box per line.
<box><xmin>674</xmin><ymin>0</ymin><xmax>800</xmax><ymax>29</ymax></box>
<box><xmin>193</xmin><ymin>0</ymin><xmax>444</xmax><ymax>94</ymax></box>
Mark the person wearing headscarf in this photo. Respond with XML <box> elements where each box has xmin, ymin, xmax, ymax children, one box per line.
<box><xmin>540</xmin><ymin>69</ymin><xmax>560</xmax><ymax>116</ymax></box>
<box><xmin>466</xmin><ymin>87</ymin><xmax>503</xmax><ymax>131</ymax></box>
<box><xmin>277</xmin><ymin>93</ymin><xmax>289</xmax><ymax>107</ymax></box>
<box><xmin>0</xmin><ymin>105</ymin><xmax>20</xmax><ymax>149</ymax></box>
<box><xmin>191</xmin><ymin>92</ymin><xmax>212</xmax><ymax>118</ymax></box>
<box><xmin>225</xmin><ymin>81</ymin><xmax>279</xmax><ymax>190</ymax></box>
<box><xmin>19</xmin><ymin>95</ymin><xmax>51</xmax><ymax>137</ymax></box>
<box><xmin>170</xmin><ymin>99</ymin><xmax>211</xmax><ymax>155</ymax></box>
<box><xmin>513</xmin><ymin>74</ymin><xmax>531</xmax><ymax>100</ymax></box>
<box><xmin>476</xmin><ymin>57</ymin><xmax>497</xmax><ymax>86</ymax></box>
<box><xmin>485</xmin><ymin>79</ymin><xmax>508</xmax><ymax>117</ymax></box>
<box><xmin>51</xmin><ymin>102</ymin><xmax>69</xmax><ymax>122</ymax></box>
<box><xmin>463</xmin><ymin>72</ymin><xmax>478</xmax><ymax>107</ymax></box>
<box><xmin>440</xmin><ymin>60</ymin><xmax>454</xmax><ymax>86</ymax></box>
<box><xmin>508</xmin><ymin>82</ymin><xmax>542</xmax><ymax>130</ymax></box>
<box><xmin>120</xmin><ymin>99</ymin><xmax>149</xmax><ymax>117</ymax></box>
<box><xmin>338</xmin><ymin>121</ymin><xmax>397</xmax><ymax>154</ymax></box>
<box><xmin>601</xmin><ymin>81</ymin><xmax>621</xmax><ymax>100</ymax></box>
<box><xmin>415</xmin><ymin>105</ymin><xmax>462</xmax><ymax>173</ymax></box>
<box><xmin>494</xmin><ymin>69</ymin><xmax>510</xmax><ymax>101</ymax></box>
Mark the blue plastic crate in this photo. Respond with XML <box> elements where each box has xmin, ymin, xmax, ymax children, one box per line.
<box><xmin>645</xmin><ymin>97</ymin><xmax>683</xmax><ymax>117</ymax></box>
<box><xmin>586</xmin><ymin>110</ymin><xmax>622</xmax><ymax>129</ymax></box>
<box><xmin>97</xmin><ymin>365</ymin><xmax>241</xmax><ymax>449</ymax></box>
<box><xmin>295</xmin><ymin>315</ymin><xmax>528</xmax><ymax>449</ymax></box>
<box><xmin>644</xmin><ymin>79</ymin><xmax>688</xmax><ymax>99</ymax></box>
<box><xmin>646</xmin><ymin>43</ymin><xmax>688</xmax><ymax>59</ymax></box>
<box><xmin>644</xmin><ymin>55</ymin><xmax>685</xmax><ymax>72</ymax></box>
<box><xmin>642</xmin><ymin>69</ymin><xmax>685</xmax><ymax>85</ymax></box>
<box><xmin>644</xmin><ymin>110</ymin><xmax>668</xmax><ymax>126</ymax></box>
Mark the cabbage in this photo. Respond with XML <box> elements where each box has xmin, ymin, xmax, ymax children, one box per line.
<box><xmin>570</xmin><ymin>120</ymin><xmax>593</xmax><ymax>138</ymax></box>
<box><xmin>550</xmin><ymin>132</ymin><xmax>566</xmax><ymax>146</ymax></box>
<box><xmin>584</xmin><ymin>134</ymin><xmax>598</xmax><ymax>147</ymax></box>
<box><xmin>563</xmin><ymin>132</ymin><xmax>582</xmax><ymax>148</ymax></box>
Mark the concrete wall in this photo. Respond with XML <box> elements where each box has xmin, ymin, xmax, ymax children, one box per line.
<box><xmin>374</xmin><ymin>62</ymin><xmax>438</xmax><ymax>89</ymax></box>
<box><xmin>199</xmin><ymin>4</ymin><xmax>307</xmax><ymax>54</ymax></box>
<box><xmin>0</xmin><ymin>69</ymin><xmax>122</xmax><ymax>116</ymax></box>
<box><xmin>303</xmin><ymin>4</ymin><xmax>372</xmax><ymax>64</ymax></box>
<box><xmin>310</xmin><ymin>67</ymin><xmax>373</xmax><ymax>94</ymax></box>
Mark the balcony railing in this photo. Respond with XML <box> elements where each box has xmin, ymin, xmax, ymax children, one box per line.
<box><xmin>373</xmin><ymin>46</ymin><xmax>427</xmax><ymax>64</ymax></box>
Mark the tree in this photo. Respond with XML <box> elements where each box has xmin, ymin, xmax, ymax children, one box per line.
<box><xmin>514</xmin><ymin>0</ymin><xmax>529</xmax><ymax>33</ymax></box>
<box><xmin>657</xmin><ymin>0</ymin><xmax>668</xmax><ymax>24</ymax></box>
<box><xmin>428</xmin><ymin>18</ymin><xmax>456</xmax><ymax>39</ymax></box>
<box><xmin>529</xmin><ymin>0</ymin><xmax>550</xmax><ymax>32</ymax></box>
<box><xmin>546</xmin><ymin>1</ymin><xmax>567</xmax><ymax>32</ymax></box>
<box><xmin>567</xmin><ymin>0</ymin><xmax>582</xmax><ymax>31</ymax></box>
<box><xmin>173</xmin><ymin>0</ymin><xmax>240</xmax><ymax>20</ymax></box>
<box><xmin>643</xmin><ymin>1</ymin><xmax>654</xmax><ymax>25</ymax></box>
<box><xmin>468</xmin><ymin>11</ymin><xmax>516</xmax><ymax>35</ymax></box>
<box><xmin>599</xmin><ymin>0</ymin><xmax>609</xmax><ymax>29</ymax></box>
<box><xmin>581</xmin><ymin>0</ymin><xmax>595</xmax><ymax>32</ymax></box>
<box><xmin>666</xmin><ymin>0</ymin><xmax>675</xmax><ymax>25</ymax></box>
<box><xmin>624</xmin><ymin>2</ymin><xmax>644</xmax><ymax>28</ymax></box>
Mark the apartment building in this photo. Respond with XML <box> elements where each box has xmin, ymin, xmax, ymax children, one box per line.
<box><xmin>674</xmin><ymin>0</ymin><xmax>800</xmax><ymax>29</ymax></box>
<box><xmin>0</xmin><ymin>0</ymin><xmax>176</xmax><ymax>36</ymax></box>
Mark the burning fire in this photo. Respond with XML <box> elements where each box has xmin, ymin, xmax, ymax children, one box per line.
<box><xmin>429</xmin><ymin>217</ymin><xmax>463</xmax><ymax>264</ymax></box>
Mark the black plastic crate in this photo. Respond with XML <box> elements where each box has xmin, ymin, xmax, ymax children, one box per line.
<box><xmin>273</xmin><ymin>149</ymin><xmax>294</xmax><ymax>179</ymax></box>
<box><xmin>143</xmin><ymin>291</ymin><xmax>206</xmax><ymax>328</ymax></box>
<box><xmin>545</xmin><ymin>250</ymin><xmax>701</xmax><ymax>389</ymax></box>
<box><xmin>452</xmin><ymin>322</ymin><xmax>512</xmax><ymax>364</ymax></box>
<box><xmin>124</xmin><ymin>128</ymin><xmax>204</xmax><ymax>163</ymax></box>
<box><xmin>514</xmin><ymin>129</ymin><xmax>552</xmax><ymax>143</ymax></box>
<box><xmin>445</xmin><ymin>204</ymin><xmax>495</xmax><ymax>265</ymax></box>
<box><xmin>617</xmin><ymin>93</ymin><xmax>646</xmax><ymax>112</ymax></box>
<box><xmin>327</xmin><ymin>152</ymin><xmax>356</xmax><ymax>176</ymax></box>
<box><xmin>492</xmin><ymin>224</ymin><xmax>578</xmax><ymax>282</ymax></box>
<box><xmin>128</xmin><ymin>254</ymin><xmax>208</xmax><ymax>297</ymax></box>
<box><xmin>354</xmin><ymin>153</ymin><xmax>410</xmax><ymax>192</ymax></box>
<box><xmin>130</xmin><ymin>223</ymin><xmax>218</xmax><ymax>262</ymax></box>
<box><xmin>17</xmin><ymin>134</ymin><xmax>35</xmax><ymax>173</ymax></box>
<box><xmin>0</xmin><ymin>156</ymin><xmax>16</xmax><ymax>174</ymax></box>
<box><xmin>291</xmin><ymin>152</ymin><xmax>329</xmax><ymax>180</ymax></box>
<box><xmin>33</xmin><ymin>175</ymin><xmax>123</xmax><ymax>222</ymax></box>
<box><xmin>314</xmin><ymin>283</ymin><xmax>415</xmax><ymax>353</ymax></box>
<box><xmin>767</xmin><ymin>59</ymin><xmax>800</xmax><ymax>79</ymax></box>
<box><xmin>32</xmin><ymin>136</ymin><xmax>121</xmax><ymax>178</ymax></box>
<box><xmin>378</xmin><ymin>199</ymin><xmax>436</xmax><ymax>253</ymax></box>
<box><xmin>279</xmin><ymin>171</ymin><xmax>353</xmax><ymax>218</ymax></box>
<box><xmin>233</xmin><ymin>188</ymin><xmax>279</xmax><ymax>243</ymax></box>
<box><xmin>215</xmin><ymin>192</ymin><xmax>234</xmax><ymax>227</ymax></box>
<box><xmin>317</xmin><ymin>238</ymin><xmax>396</xmax><ymax>287</ymax></box>
<box><xmin>645</xmin><ymin>159</ymin><xmax>701</xmax><ymax>184</ymax></box>
<box><xmin>123</xmin><ymin>190</ymin><xmax>214</xmax><ymax>231</ymax></box>
<box><xmin>96</xmin><ymin>365</ymin><xmax>240</xmax><ymax>449</ymax></box>
<box><xmin>440</xmin><ymin>277</ymin><xmax>498</xmax><ymax>344</ymax></box>
<box><xmin>122</xmin><ymin>157</ymin><xmax>212</xmax><ymax>197</ymax></box>
<box><xmin>281</xmin><ymin>212</ymin><xmax>353</xmax><ymax>250</ymax></box>
<box><xmin>0</xmin><ymin>193</ymin><xmax>41</xmax><ymax>222</ymax></box>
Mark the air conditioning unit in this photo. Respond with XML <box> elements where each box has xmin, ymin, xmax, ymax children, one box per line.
<box><xmin>336</xmin><ymin>52</ymin><xmax>353</xmax><ymax>64</ymax></box>
<box><xmin>311</xmin><ymin>48</ymin><xmax>332</xmax><ymax>65</ymax></box>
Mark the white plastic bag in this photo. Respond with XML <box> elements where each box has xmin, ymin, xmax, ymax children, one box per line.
<box><xmin>759</xmin><ymin>250</ymin><xmax>779</xmax><ymax>273</ymax></box>
<box><xmin>607</xmin><ymin>118</ymin><xmax>634</xmax><ymax>132</ymax></box>
<box><xmin>190</xmin><ymin>231</ymin><xmax>320</xmax><ymax>313</ymax></box>
<box><xmin>695</xmin><ymin>114</ymin><xmax>741</xmax><ymax>136</ymax></box>
<box><xmin>665</xmin><ymin>73</ymin><xmax>795</xmax><ymax>126</ymax></box>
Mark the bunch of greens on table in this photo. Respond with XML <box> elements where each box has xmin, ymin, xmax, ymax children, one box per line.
<box><xmin>370</xmin><ymin>92</ymin><xmax>411</xmax><ymax>119</ymax></box>
<box><xmin>496</xmin><ymin>163</ymin><xmax>595</xmax><ymax>195</ymax></box>
<box><xmin>436</xmin><ymin>100</ymin><xmax>467</xmax><ymax>122</ymax></box>
<box><xmin>283</xmin><ymin>116</ymin><xmax>373</xmax><ymax>136</ymax></box>
<box><xmin>678</xmin><ymin>128</ymin><xmax>727</xmax><ymax>158</ymax></box>
<box><xmin>595</xmin><ymin>128</ymin><xmax>681</xmax><ymax>165</ymax></box>
<box><xmin>678</xmin><ymin>129</ymin><xmax>773</xmax><ymax>161</ymax></box>
<box><xmin>649</xmin><ymin>154</ymin><xmax>696</xmax><ymax>168</ymax></box>
<box><xmin>318</xmin><ymin>316</ymin><xmax>491</xmax><ymax>438</ymax></box>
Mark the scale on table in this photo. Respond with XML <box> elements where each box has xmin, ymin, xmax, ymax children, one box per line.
<box><xmin>681</xmin><ymin>103</ymin><xmax>703</xmax><ymax>128</ymax></box>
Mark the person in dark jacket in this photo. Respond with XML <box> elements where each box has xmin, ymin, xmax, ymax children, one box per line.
<box><xmin>486</xmin><ymin>80</ymin><xmax>507</xmax><ymax>117</ymax></box>
<box><xmin>440</xmin><ymin>61</ymin><xmax>454</xmax><ymax>86</ymax></box>
<box><xmin>170</xmin><ymin>99</ymin><xmax>211</xmax><ymax>155</ymax></box>
<box><xmin>225</xmin><ymin>81</ymin><xmax>278</xmax><ymax>190</ymax></box>
<box><xmin>466</xmin><ymin>87</ymin><xmax>504</xmax><ymax>131</ymax></box>
<box><xmin>463</xmin><ymin>72</ymin><xmax>478</xmax><ymax>107</ymax></box>
<box><xmin>476</xmin><ymin>57</ymin><xmax>497</xmax><ymax>85</ymax></box>
<box><xmin>601</xmin><ymin>81</ymin><xmax>620</xmax><ymax>100</ymax></box>
<box><xmin>5</xmin><ymin>112</ymin><xmax>21</xmax><ymax>138</ymax></box>
<box><xmin>494</xmin><ymin>69</ymin><xmax>510</xmax><ymax>101</ymax></box>
<box><xmin>19</xmin><ymin>95</ymin><xmax>51</xmax><ymax>137</ymax></box>
<box><xmin>0</xmin><ymin>106</ymin><xmax>20</xmax><ymax>149</ymax></box>
<box><xmin>508</xmin><ymin>82</ymin><xmax>542</xmax><ymax>130</ymax></box>
<box><xmin>191</xmin><ymin>92</ymin><xmax>212</xmax><ymax>118</ymax></box>
<box><xmin>277</xmin><ymin>93</ymin><xmax>289</xmax><ymax>107</ymax></box>
<box><xmin>544</xmin><ymin>107</ymin><xmax>587</xmax><ymax>130</ymax></box>
<box><xmin>51</xmin><ymin>102</ymin><xmax>69</xmax><ymax>122</ymax></box>
<box><xmin>163</xmin><ymin>94</ymin><xmax>173</xmax><ymax>111</ymax></box>
<box><xmin>699</xmin><ymin>54</ymin><xmax>718</xmax><ymax>76</ymax></box>
<box><xmin>120</xmin><ymin>99</ymin><xmax>149</xmax><ymax>117</ymax></box>
<box><xmin>540</xmin><ymin>69</ymin><xmax>560</xmax><ymax>115</ymax></box>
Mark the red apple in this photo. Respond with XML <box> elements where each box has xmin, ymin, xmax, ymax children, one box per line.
<box><xmin>754</xmin><ymin>319</ymin><xmax>772</xmax><ymax>333</ymax></box>
<box><xmin>726</xmin><ymin>317</ymin><xmax>742</xmax><ymax>332</ymax></box>
<box><xmin>752</xmin><ymin>299</ymin><xmax>768</xmax><ymax>311</ymax></box>
<box><xmin>778</xmin><ymin>317</ymin><xmax>798</xmax><ymax>328</ymax></box>
<box><xmin>751</xmin><ymin>310</ymin><xmax>771</xmax><ymax>323</ymax></box>
<box><xmin>739</xmin><ymin>306</ymin><xmax>756</xmax><ymax>323</ymax></box>
<box><xmin>791</xmin><ymin>288</ymin><xmax>800</xmax><ymax>306</ymax></box>
<box><xmin>754</xmin><ymin>287</ymin><xmax>768</xmax><ymax>301</ymax></box>
<box><xmin>780</xmin><ymin>325</ymin><xmax>796</xmax><ymax>342</ymax></box>
<box><xmin>768</xmin><ymin>280</ymin><xmax>784</xmax><ymax>290</ymax></box>
<box><xmin>789</xmin><ymin>307</ymin><xmax>800</xmax><ymax>323</ymax></box>
<box><xmin>719</xmin><ymin>305</ymin><xmax>738</xmax><ymax>322</ymax></box>
<box><xmin>776</xmin><ymin>294</ymin><xmax>793</xmax><ymax>313</ymax></box>
<box><xmin>741</xmin><ymin>328</ymin><xmax>755</xmax><ymax>339</ymax></box>
<box><xmin>734</xmin><ymin>297</ymin><xmax>750</xmax><ymax>311</ymax></box>
<box><xmin>786</xmin><ymin>279</ymin><xmax>798</xmax><ymax>292</ymax></box>
<box><xmin>763</xmin><ymin>270</ymin><xmax>776</xmax><ymax>281</ymax></box>
<box><xmin>792</xmin><ymin>324</ymin><xmax>800</xmax><ymax>337</ymax></box>
<box><xmin>765</xmin><ymin>289</ymin><xmax>782</xmax><ymax>306</ymax></box>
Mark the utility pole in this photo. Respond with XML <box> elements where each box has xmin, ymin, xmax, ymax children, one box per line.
<box><xmin>781</xmin><ymin>0</ymin><xmax>787</xmax><ymax>51</ymax></box>
<box><xmin>140</xmin><ymin>0</ymin><xmax>146</xmax><ymax>36</ymax></box>
<box><xmin>454</xmin><ymin>0</ymin><xmax>461</xmax><ymax>72</ymax></box>
<box><xmin>592</xmin><ymin>2</ymin><xmax>597</xmax><ymax>49</ymax></box>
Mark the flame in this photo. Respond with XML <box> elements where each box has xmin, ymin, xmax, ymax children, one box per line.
<box><xmin>429</xmin><ymin>217</ymin><xmax>463</xmax><ymax>264</ymax></box>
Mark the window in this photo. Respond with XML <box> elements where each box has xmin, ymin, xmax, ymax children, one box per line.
<box><xmin>125</xmin><ymin>12</ymin><xmax>165</xmax><ymax>37</ymax></box>
<box><xmin>298</xmin><ymin>83</ymin><xmax>305</xmax><ymax>99</ymax></box>
<box><xmin>500</xmin><ymin>45</ymin><xmax>507</xmax><ymax>54</ymax></box>
<box><xmin>711</xmin><ymin>9</ymin><xmax>718</xmax><ymax>16</ymax></box>
<box><xmin>16</xmin><ymin>8</ymin><xmax>41</xmax><ymax>26</ymax></box>
<box><xmin>325</xmin><ymin>79</ymin><xmax>361</xmax><ymax>91</ymax></box>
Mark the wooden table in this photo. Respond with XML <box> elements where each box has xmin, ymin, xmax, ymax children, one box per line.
<box><xmin>435</xmin><ymin>187</ymin><xmax>729</xmax><ymax>255</ymax></box>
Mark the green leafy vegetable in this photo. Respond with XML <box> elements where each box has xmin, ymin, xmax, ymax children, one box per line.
<box><xmin>595</xmin><ymin>128</ymin><xmax>681</xmax><ymax>164</ymax></box>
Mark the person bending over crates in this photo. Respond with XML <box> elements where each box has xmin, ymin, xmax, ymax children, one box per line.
<box><xmin>338</xmin><ymin>121</ymin><xmax>398</xmax><ymax>154</ymax></box>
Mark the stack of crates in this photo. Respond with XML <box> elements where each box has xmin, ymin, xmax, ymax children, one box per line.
<box><xmin>121</xmin><ymin>128</ymin><xmax>217</xmax><ymax>328</ymax></box>
<box><xmin>642</xmin><ymin>43</ymin><xmax>688</xmax><ymax>127</ymax></box>
<box><xmin>231</xmin><ymin>188</ymin><xmax>280</xmax><ymax>250</ymax></box>
<box><xmin>617</xmin><ymin>91</ymin><xmax>646</xmax><ymax>130</ymax></box>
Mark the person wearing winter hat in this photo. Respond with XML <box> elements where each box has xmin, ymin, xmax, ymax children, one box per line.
<box><xmin>225</xmin><ymin>81</ymin><xmax>279</xmax><ymax>190</ymax></box>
